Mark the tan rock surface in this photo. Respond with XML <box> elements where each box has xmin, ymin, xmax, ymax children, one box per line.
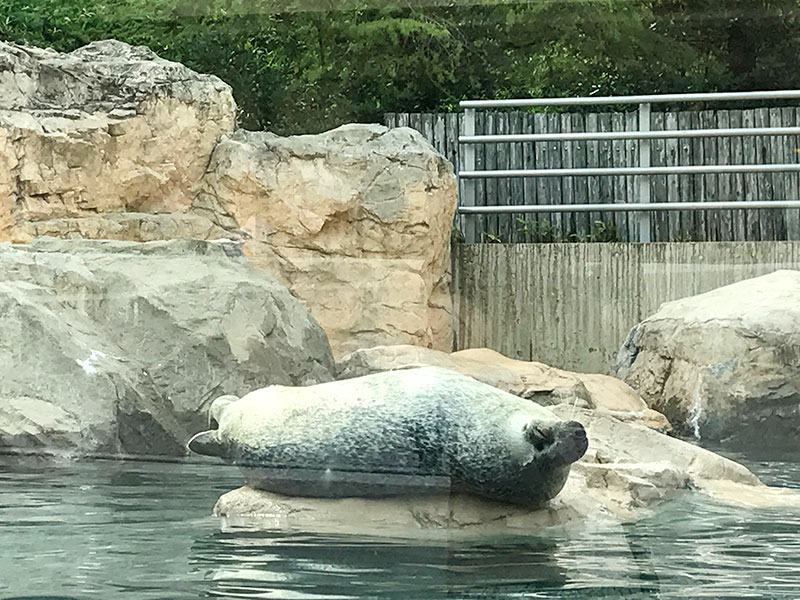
<box><xmin>213</xmin><ymin>486</ymin><xmax>594</xmax><ymax>536</ymax></box>
<box><xmin>552</xmin><ymin>406</ymin><xmax>758</xmax><ymax>486</ymax></box>
<box><xmin>197</xmin><ymin>125</ymin><xmax>457</xmax><ymax>357</ymax></box>
<box><xmin>337</xmin><ymin>345</ymin><xmax>670</xmax><ymax>431</ymax></box>
<box><xmin>555</xmin><ymin>405</ymin><xmax>800</xmax><ymax>513</ymax></box>
<box><xmin>0</xmin><ymin>40</ymin><xmax>236</xmax><ymax>243</ymax></box>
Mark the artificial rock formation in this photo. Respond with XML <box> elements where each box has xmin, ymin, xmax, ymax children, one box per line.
<box><xmin>197</xmin><ymin>126</ymin><xmax>457</xmax><ymax>357</ymax></box>
<box><xmin>0</xmin><ymin>40</ymin><xmax>236</xmax><ymax>242</ymax></box>
<box><xmin>337</xmin><ymin>345</ymin><xmax>670</xmax><ymax>431</ymax></box>
<box><xmin>616</xmin><ymin>270</ymin><xmax>800</xmax><ymax>448</ymax></box>
<box><xmin>0</xmin><ymin>238</ymin><xmax>334</xmax><ymax>456</ymax></box>
<box><xmin>1</xmin><ymin>40</ymin><xmax>457</xmax><ymax>356</ymax></box>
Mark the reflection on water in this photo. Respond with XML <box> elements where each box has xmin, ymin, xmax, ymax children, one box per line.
<box><xmin>1</xmin><ymin>455</ymin><xmax>799</xmax><ymax>599</ymax></box>
<box><xmin>194</xmin><ymin>531</ymin><xmax>570</xmax><ymax>599</ymax></box>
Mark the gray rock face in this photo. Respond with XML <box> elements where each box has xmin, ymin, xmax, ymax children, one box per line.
<box><xmin>0</xmin><ymin>238</ymin><xmax>334</xmax><ymax>456</ymax></box>
<box><xmin>616</xmin><ymin>270</ymin><xmax>800</xmax><ymax>449</ymax></box>
<box><xmin>1</xmin><ymin>39</ymin><xmax>231</xmax><ymax>111</ymax></box>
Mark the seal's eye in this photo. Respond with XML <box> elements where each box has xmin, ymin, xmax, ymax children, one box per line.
<box><xmin>523</xmin><ymin>423</ymin><xmax>555</xmax><ymax>451</ymax></box>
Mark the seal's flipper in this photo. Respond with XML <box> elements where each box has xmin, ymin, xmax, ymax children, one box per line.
<box><xmin>188</xmin><ymin>430</ymin><xmax>225</xmax><ymax>457</ymax></box>
<box><xmin>209</xmin><ymin>395</ymin><xmax>238</xmax><ymax>428</ymax></box>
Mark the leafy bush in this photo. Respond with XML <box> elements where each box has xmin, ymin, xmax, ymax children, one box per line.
<box><xmin>2</xmin><ymin>0</ymin><xmax>798</xmax><ymax>134</ymax></box>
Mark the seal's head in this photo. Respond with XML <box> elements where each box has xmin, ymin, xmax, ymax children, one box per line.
<box><xmin>467</xmin><ymin>418</ymin><xmax>589</xmax><ymax>506</ymax></box>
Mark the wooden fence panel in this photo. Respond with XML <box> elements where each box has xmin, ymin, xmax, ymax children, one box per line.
<box><xmin>786</xmin><ymin>108</ymin><xmax>800</xmax><ymax>240</ymax></box>
<box><xmin>572</xmin><ymin>113</ymin><xmax>590</xmax><ymax>238</ymax></box>
<box><xmin>651</xmin><ymin>111</ymin><xmax>667</xmax><ymax>241</ymax></box>
<box><xmin>729</xmin><ymin>110</ymin><xmax>748</xmax><ymax>240</ymax></box>
<box><xmin>716</xmin><ymin>110</ymin><xmax>733</xmax><ymax>241</ymax></box>
<box><xmin>387</xmin><ymin>107</ymin><xmax>800</xmax><ymax>242</ymax></box>
<box><xmin>508</xmin><ymin>113</ymin><xmax>523</xmax><ymax>242</ymax></box>
<box><xmin>625</xmin><ymin>112</ymin><xmax>639</xmax><ymax>241</ymax></box>
<box><xmin>610</xmin><ymin>113</ymin><xmax>629</xmax><ymax>239</ymax></box>
<box><xmin>665</xmin><ymin>112</ymin><xmax>681</xmax><ymax>240</ymax></box>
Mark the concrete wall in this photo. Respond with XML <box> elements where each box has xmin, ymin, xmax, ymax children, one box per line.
<box><xmin>452</xmin><ymin>242</ymin><xmax>800</xmax><ymax>374</ymax></box>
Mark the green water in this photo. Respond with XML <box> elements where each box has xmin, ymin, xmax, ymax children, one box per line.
<box><xmin>1</xmin><ymin>454</ymin><xmax>799</xmax><ymax>599</ymax></box>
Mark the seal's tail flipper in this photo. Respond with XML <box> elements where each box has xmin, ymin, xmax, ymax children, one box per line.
<box><xmin>209</xmin><ymin>394</ymin><xmax>238</xmax><ymax>428</ymax></box>
<box><xmin>188</xmin><ymin>430</ymin><xmax>225</xmax><ymax>457</ymax></box>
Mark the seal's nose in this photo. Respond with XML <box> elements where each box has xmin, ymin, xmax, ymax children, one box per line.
<box><xmin>556</xmin><ymin>420</ymin><xmax>589</xmax><ymax>464</ymax></box>
<box><xmin>565</xmin><ymin>420</ymin><xmax>587</xmax><ymax>439</ymax></box>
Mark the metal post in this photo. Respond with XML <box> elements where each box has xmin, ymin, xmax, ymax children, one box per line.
<box><xmin>637</xmin><ymin>103</ymin><xmax>651</xmax><ymax>242</ymax></box>
<box><xmin>462</xmin><ymin>108</ymin><xmax>477</xmax><ymax>243</ymax></box>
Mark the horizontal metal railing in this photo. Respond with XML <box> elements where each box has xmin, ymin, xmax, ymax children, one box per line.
<box><xmin>459</xmin><ymin>200</ymin><xmax>800</xmax><ymax>214</ymax></box>
<box><xmin>460</xmin><ymin>164</ymin><xmax>800</xmax><ymax>178</ymax></box>
<box><xmin>460</xmin><ymin>89</ymin><xmax>800</xmax><ymax>108</ymax></box>
<box><xmin>457</xmin><ymin>90</ymin><xmax>800</xmax><ymax>242</ymax></box>
<box><xmin>460</xmin><ymin>126</ymin><xmax>800</xmax><ymax>144</ymax></box>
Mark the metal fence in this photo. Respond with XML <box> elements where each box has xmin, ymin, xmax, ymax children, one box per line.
<box><xmin>386</xmin><ymin>91</ymin><xmax>800</xmax><ymax>243</ymax></box>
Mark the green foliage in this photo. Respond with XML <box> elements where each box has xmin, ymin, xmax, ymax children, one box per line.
<box><xmin>514</xmin><ymin>217</ymin><xmax>620</xmax><ymax>243</ymax></box>
<box><xmin>481</xmin><ymin>230</ymin><xmax>505</xmax><ymax>243</ymax></box>
<box><xmin>650</xmin><ymin>0</ymin><xmax>800</xmax><ymax>91</ymax></box>
<box><xmin>2</xmin><ymin>0</ymin><xmax>799</xmax><ymax>133</ymax></box>
<box><xmin>264</xmin><ymin>10</ymin><xmax>464</xmax><ymax>132</ymax></box>
<box><xmin>586</xmin><ymin>219</ymin><xmax>619</xmax><ymax>243</ymax></box>
<box><xmin>450</xmin><ymin>225</ymin><xmax>466</xmax><ymax>244</ymax></box>
<box><xmin>515</xmin><ymin>217</ymin><xmax>565</xmax><ymax>243</ymax></box>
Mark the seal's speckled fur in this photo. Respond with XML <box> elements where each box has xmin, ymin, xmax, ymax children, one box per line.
<box><xmin>189</xmin><ymin>367</ymin><xmax>587</xmax><ymax>506</ymax></box>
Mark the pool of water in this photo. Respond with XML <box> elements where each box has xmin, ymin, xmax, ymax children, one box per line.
<box><xmin>1</xmin><ymin>452</ymin><xmax>799</xmax><ymax>600</ymax></box>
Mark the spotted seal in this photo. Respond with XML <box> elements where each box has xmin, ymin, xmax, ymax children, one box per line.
<box><xmin>188</xmin><ymin>367</ymin><xmax>588</xmax><ymax>506</ymax></box>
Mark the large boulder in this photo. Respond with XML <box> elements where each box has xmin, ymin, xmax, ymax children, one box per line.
<box><xmin>0</xmin><ymin>40</ymin><xmax>236</xmax><ymax>243</ymax></box>
<box><xmin>0</xmin><ymin>237</ymin><xmax>334</xmax><ymax>456</ymax></box>
<box><xmin>337</xmin><ymin>345</ymin><xmax>670</xmax><ymax>431</ymax></box>
<box><xmin>196</xmin><ymin>125</ymin><xmax>457</xmax><ymax>357</ymax></box>
<box><xmin>615</xmin><ymin>270</ymin><xmax>800</xmax><ymax>449</ymax></box>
